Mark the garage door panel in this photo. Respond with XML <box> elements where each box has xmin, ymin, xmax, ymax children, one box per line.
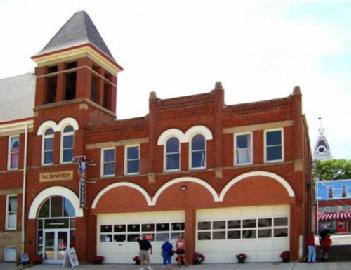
<box><xmin>97</xmin><ymin>211</ymin><xmax>184</xmax><ymax>264</ymax></box>
<box><xmin>196</xmin><ymin>205</ymin><xmax>290</xmax><ymax>263</ymax></box>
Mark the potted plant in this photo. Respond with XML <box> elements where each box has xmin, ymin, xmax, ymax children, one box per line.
<box><xmin>192</xmin><ymin>252</ymin><xmax>205</xmax><ymax>264</ymax></box>
<box><xmin>280</xmin><ymin>251</ymin><xmax>290</xmax><ymax>263</ymax></box>
<box><xmin>133</xmin><ymin>255</ymin><xmax>140</xmax><ymax>265</ymax></box>
<box><xmin>236</xmin><ymin>253</ymin><xmax>247</xmax><ymax>263</ymax></box>
<box><xmin>92</xmin><ymin>255</ymin><xmax>104</xmax><ymax>264</ymax></box>
<box><xmin>32</xmin><ymin>255</ymin><xmax>43</xmax><ymax>264</ymax></box>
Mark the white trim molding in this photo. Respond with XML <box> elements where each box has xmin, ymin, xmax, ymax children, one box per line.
<box><xmin>37</xmin><ymin>120</ymin><xmax>58</xmax><ymax>135</ymax></box>
<box><xmin>91</xmin><ymin>182</ymin><xmax>152</xmax><ymax>208</ymax></box>
<box><xmin>157</xmin><ymin>125</ymin><xmax>213</xmax><ymax>145</ymax></box>
<box><xmin>57</xmin><ymin>117</ymin><xmax>79</xmax><ymax>132</ymax></box>
<box><xmin>219</xmin><ymin>171</ymin><xmax>295</xmax><ymax>201</ymax></box>
<box><xmin>28</xmin><ymin>186</ymin><xmax>83</xmax><ymax>219</ymax></box>
<box><xmin>184</xmin><ymin>125</ymin><xmax>213</xmax><ymax>142</ymax></box>
<box><xmin>151</xmin><ymin>177</ymin><xmax>220</xmax><ymax>206</ymax></box>
<box><xmin>157</xmin><ymin>129</ymin><xmax>186</xmax><ymax>145</ymax></box>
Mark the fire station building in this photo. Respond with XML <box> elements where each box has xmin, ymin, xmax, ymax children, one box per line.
<box><xmin>0</xmin><ymin>11</ymin><xmax>312</xmax><ymax>264</ymax></box>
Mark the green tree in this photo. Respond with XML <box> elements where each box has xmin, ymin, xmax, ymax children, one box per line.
<box><xmin>313</xmin><ymin>159</ymin><xmax>351</xmax><ymax>180</ymax></box>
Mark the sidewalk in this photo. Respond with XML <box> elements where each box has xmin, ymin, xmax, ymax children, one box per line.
<box><xmin>2</xmin><ymin>262</ymin><xmax>351</xmax><ymax>270</ymax></box>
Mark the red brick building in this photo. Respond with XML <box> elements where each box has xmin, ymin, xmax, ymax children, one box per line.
<box><xmin>0</xmin><ymin>11</ymin><xmax>312</xmax><ymax>264</ymax></box>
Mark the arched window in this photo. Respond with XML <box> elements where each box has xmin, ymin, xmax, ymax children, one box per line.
<box><xmin>165</xmin><ymin>137</ymin><xmax>180</xmax><ymax>171</ymax></box>
<box><xmin>61</xmin><ymin>125</ymin><xmax>74</xmax><ymax>163</ymax></box>
<box><xmin>191</xmin><ymin>134</ymin><xmax>206</xmax><ymax>169</ymax></box>
<box><xmin>43</xmin><ymin>128</ymin><xmax>54</xmax><ymax>165</ymax></box>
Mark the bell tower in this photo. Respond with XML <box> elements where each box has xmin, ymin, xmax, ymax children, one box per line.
<box><xmin>31</xmin><ymin>10</ymin><xmax>123</xmax><ymax>128</ymax></box>
<box><xmin>313</xmin><ymin>117</ymin><xmax>331</xmax><ymax>160</ymax></box>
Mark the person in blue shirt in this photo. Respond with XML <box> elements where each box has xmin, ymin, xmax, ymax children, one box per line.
<box><xmin>161</xmin><ymin>238</ymin><xmax>173</xmax><ymax>269</ymax></box>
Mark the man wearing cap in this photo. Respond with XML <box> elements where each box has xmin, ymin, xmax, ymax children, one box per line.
<box><xmin>137</xmin><ymin>235</ymin><xmax>153</xmax><ymax>270</ymax></box>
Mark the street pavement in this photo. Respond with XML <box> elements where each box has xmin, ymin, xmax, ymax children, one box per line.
<box><xmin>1</xmin><ymin>262</ymin><xmax>351</xmax><ymax>270</ymax></box>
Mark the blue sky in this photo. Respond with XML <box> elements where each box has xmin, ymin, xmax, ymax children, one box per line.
<box><xmin>0</xmin><ymin>0</ymin><xmax>350</xmax><ymax>159</ymax></box>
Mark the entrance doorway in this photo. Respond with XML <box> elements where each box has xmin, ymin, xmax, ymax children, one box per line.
<box><xmin>43</xmin><ymin>230</ymin><xmax>70</xmax><ymax>263</ymax></box>
<box><xmin>37</xmin><ymin>196</ymin><xmax>76</xmax><ymax>264</ymax></box>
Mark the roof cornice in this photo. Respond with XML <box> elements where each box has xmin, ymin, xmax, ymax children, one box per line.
<box><xmin>0</xmin><ymin>118</ymin><xmax>34</xmax><ymax>134</ymax></box>
<box><xmin>32</xmin><ymin>44</ymin><xmax>123</xmax><ymax>75</ymax></box>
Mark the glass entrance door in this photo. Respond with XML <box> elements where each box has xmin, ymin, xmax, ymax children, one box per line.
<box><xmin>43</xmin><ymin>230</ymin><xmax>70</xmax><ymax>263</ymax></box>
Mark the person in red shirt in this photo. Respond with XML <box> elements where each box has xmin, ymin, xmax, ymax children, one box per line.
<box><xmin>307</xmin><ymin>232</ymin><xmax>316</xmax><ymax>263</ymax></box>
<box><xmin>321</xmin><ymin>233</ymin><xmax>332</xmax><ymax>261</ymax></box>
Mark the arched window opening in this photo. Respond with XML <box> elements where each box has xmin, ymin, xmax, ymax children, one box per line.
<box><xmin>165</xmin><ymin>137</ymin><xmax>180</xmax><ymax>171</ymax></box>
<box><xmin>43</xmin><ymin>128</ymin><xmax>54</xmax><ymax>165</ymax></box>
<box><xmin>191</xmin><ymin>134</ymin><xmax>206</xmax><ymax>169</ymax></box>
<box><xmin>61</xmin><ymin>125</ymin><xmax>74</xmax><ymax>163</ymax></box>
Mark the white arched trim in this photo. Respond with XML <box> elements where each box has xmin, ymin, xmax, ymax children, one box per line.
<box><xmin>157</xmin><ymin>129</ymin><xmax>186</xmax><ymax>145</ymax></box>
<box><xmin>57</xmin><ymin>117</ymin><xmax>79</xmax><ymax>131</ymax></box>
<box><xmin>151</xmin><ymin>177</ymin><xmax>220</xmax><ymax>206</ymax></box>
<box><xmin>28</xmin><ymin>186</ymin><xmax>83</xmax><ymax>219</ymax></box>
<box><xmin>218</xmin><ymin>171</ymin><xmax>295</xmax><ymax>202</ymax></box>
<box><xmin>91</xmin><ymin>182</ymin><xmax>152</xmax><ymax>209</ymax></box>
<box><xmin>37</xmin><ymin>120</ymin><xmax>58</xmax><ymax>135</ymax></box>
<box><xmin>184</xmin><ymin>125</ymin><xmax>213</xmax><ymax>141</ymax></box>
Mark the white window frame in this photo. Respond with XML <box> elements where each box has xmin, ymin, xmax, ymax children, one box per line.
<box><xmin>124</xmin><ymin>145</ymin><xmax>140</xmax><ymax>175</ymax></box>
<box><xmin>189</xmin><ymin>134</ymin><xmax>206</xmax><ymax>170</ymax></box>
<box><xmin>60</xmin><ymin>125</ymin><xmax>75</xmax><ymax>164</ymax></box>
<box><xmin>4</xmin><ymin>246</ymin><xmax>17</xmax><ymax>262</ymax></box>
<box><xmin>101</xmin><ymin>147</ymin><xmax>116</xmax><ymax>177</ymax></box>
<box><xmin>196</xmin><ymin>216</ymin><xmax>289</xmax><ymax>241</ymax></box>
<box><xmin>164</xmin><ymin>137</ymin><xmax>181</xmax><ymax>172</ymax></box>
<box><xmin>234</xmin><ymin>132</ymin><xmax>253</xmax><ymax>166</ymax></box>
<box><xmin>42</xmin><ymin>128</ymin><xmax>54</xmax><ymax>166</ymax></box>
<box><xmin>5</xmin><ymin>194</ymin><xmax>17</xmax><ymax>230</ymax></box>
<box><xmin>8</xmin><ymin>135</ymin><xmax>20</xmax><ymax>170</ymax></box>
<box><xmin>264</xmin><ymin>128</ymin><xmax>284</xmax><ymax>163</ymax></box>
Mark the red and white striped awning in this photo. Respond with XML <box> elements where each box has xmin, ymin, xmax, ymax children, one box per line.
<box><xmin>319</xmin><ymin>212</ymin><xmax>351</xmax><ymax>221</ymax></box>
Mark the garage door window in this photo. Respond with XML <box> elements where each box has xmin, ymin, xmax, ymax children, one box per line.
<box><xmin>100</xmin><ymin>222</ymin><xmax>185</xmax><ymax>243</ymax></box>
<box><xmin>197</xmin><ymin>217</ymin><xmax>288</xmax><ymax>240</ymax></box>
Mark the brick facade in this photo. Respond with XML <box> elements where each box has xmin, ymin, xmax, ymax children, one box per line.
<box><xmin>0</xmin><ymin>11</ymin><xmax>312</xmax><ymax>264</ymax></box>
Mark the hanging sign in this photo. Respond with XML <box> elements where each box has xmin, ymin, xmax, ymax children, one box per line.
<box><xmin>78</xmin><ymin>160</ymin><xmax>87</xmax><ymax>208</ymax></box>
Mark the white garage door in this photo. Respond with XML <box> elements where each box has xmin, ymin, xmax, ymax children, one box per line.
<box><xmin>196</xmin><ymin>205</ymin><xmax>290</xmax><ymax>263</ymax></box>
<box><xmin>97</xmin><ymin>211</ymin><xmax>185</xmax><ymax>263</ymax></box>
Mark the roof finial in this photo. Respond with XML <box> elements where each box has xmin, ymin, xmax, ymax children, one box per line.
<box><xmin>293</xmin><ymin>86</ymin><xmax>301</xmax><ymax>95</ymax></box>
<box><xmin>149</xmin><ymin>91</ymin><xmax>157</xmax><ymax>100</ymax></box>
<box><xmin>214</xmin><ymin>81</ymin><xmax>223</xmax><ymax>90</ymax></box>
<box><xmin>318</xmin><ymin>117</ymin><xmax>324</xmax><ymax>136</ymax></box>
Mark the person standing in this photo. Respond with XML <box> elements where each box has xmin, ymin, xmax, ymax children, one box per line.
<box><xmin>175</xmin><ymin>234</ymin><xmax>188</xmax><ymax>267</ymax></box>
<box><xmin>137</xmin><ymin>235</ymin><xmax>153</xmax><ymax>270</ymax></box>
<box><xmin>307</xmin><ymin>232</ymin><xmax>316</xmax><ymax>263</ymax></box>
<box><xmin>161</xmin><ymin>238</ymin><xmax>173</xmax><ymax>270</ymax></box>
<box><xmin>321</xmin><ymin>233</ymin><xmax>332</xmax><ymax>261</ymax></box>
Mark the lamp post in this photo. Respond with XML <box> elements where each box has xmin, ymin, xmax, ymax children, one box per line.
<box><xmin>316</xmin><ymin>178</ymin><xmax>319</xmax><ymax>235</ymax></box>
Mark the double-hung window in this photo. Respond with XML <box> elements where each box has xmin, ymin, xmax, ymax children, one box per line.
<box><xmin>191</xmin><ymin>134</ymin><xmax>206</xmax><ymax>169</ymax></box>
<box><xmin>342</xmin><ymin>186</ymin><xmax>347</xmax><ymax>198</ymax></box>
<box><xmin>8</xmin><ymin>135</ymin><xmax>19</xmax><ymax>170</ymax></box>
<box><xmin>125</xmin><ymin>145</ymin><xmax>140</xmax><ymax>175</ymax></box>
<box><xmin>101</xmin><ymin>148</ymin><xmax>115</xmax><ymax>177</ymax></box>
<box><xmin>43</xmin><ymin>128</ymin><xmax>54</xmax><ymax>165</ymax></box>
<box><xmin>6</xmin><ymin>195</ymin><xmax>17</xmax><ymax>230</ymax></box>
<box><xmin>165</xmin><ymin>137</ymin><xmax>180</xmax><ymax>171</ymax></box>
<box><xmin>235</xmin><ymin>133</ymin><xmax>252</xmax><ymax>165</ymax></box>
<box><xmin>61</xmin><ymin>125</ymin><xmax>74</xmax><ymax>163</ymax></box>
<box><xmin>328</xmin><ymin>187</ymin><xmax>334</xmax><ymax>199</ymax></box>
<box><xmin>265</xmin><ymin>129</ymin><xmax>283</xmax><ymax>162</ymax></box>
